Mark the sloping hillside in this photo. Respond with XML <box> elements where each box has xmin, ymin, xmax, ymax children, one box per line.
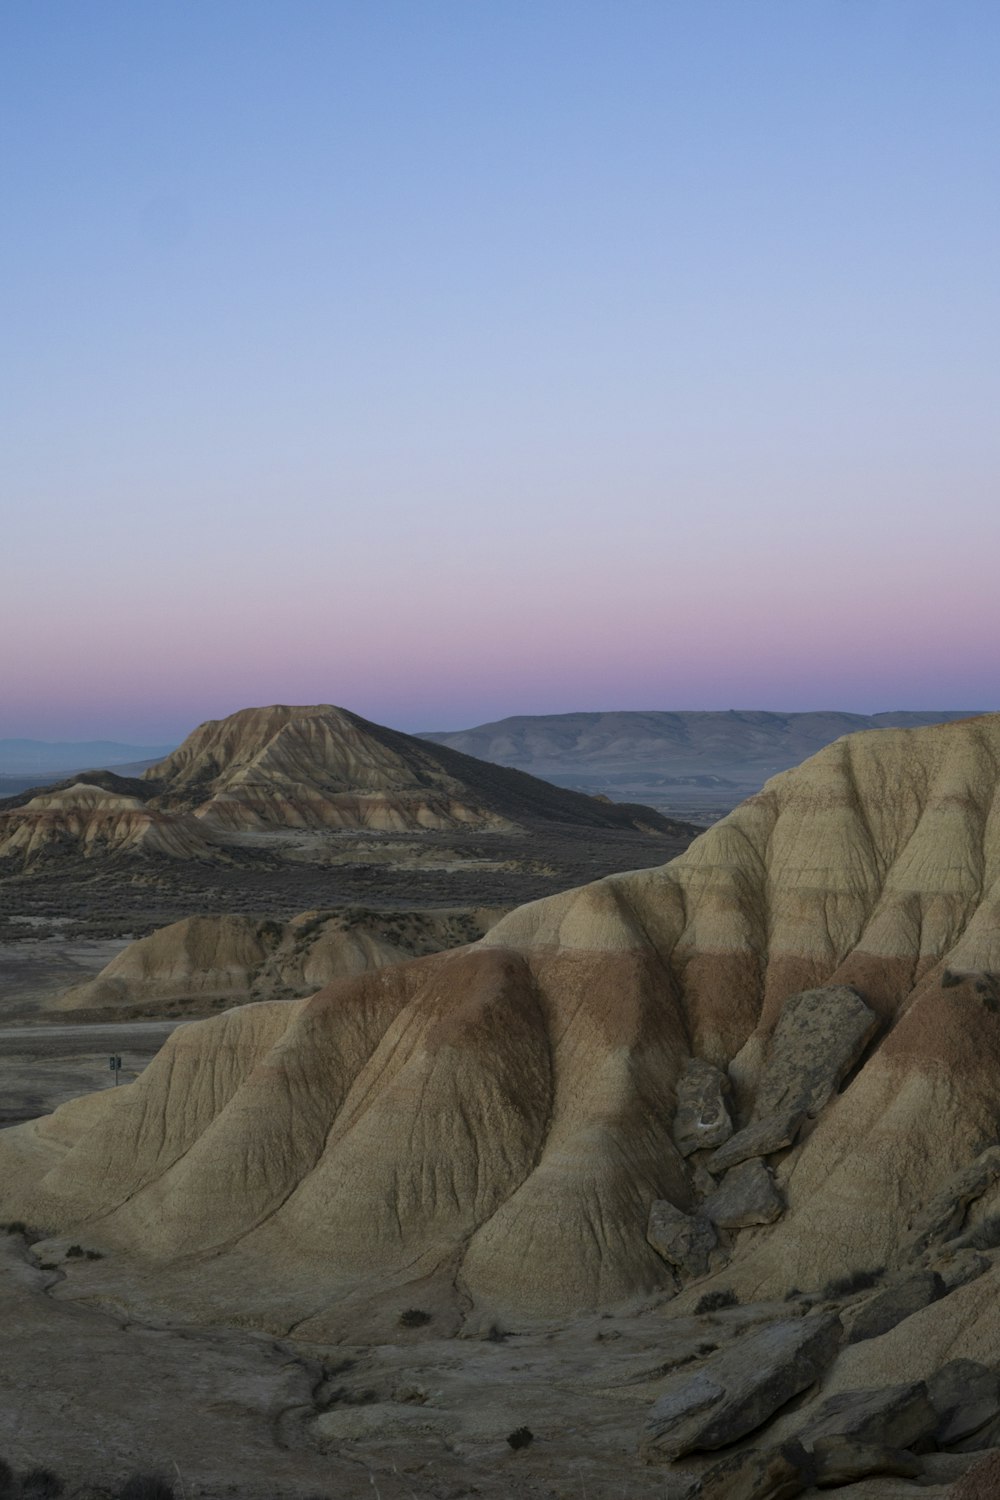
<box><xmin>9</xmin><ymin>715</ymin><xmax>1000</xmax><ymax>1490</ymax></box>
<box><xmin>0</xmin><ymin>705</ymin><xmax>692</xmax><ymax>864</ymax></box>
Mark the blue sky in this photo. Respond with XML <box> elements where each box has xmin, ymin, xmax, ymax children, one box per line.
<box><xmin>2</xmin><ymin>2</ymin><xmax>998</xmax><ymax>740</ymax></box>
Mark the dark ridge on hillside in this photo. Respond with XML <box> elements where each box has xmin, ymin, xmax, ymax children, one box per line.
<box><xmin>338</xmin><ymin>709</ymin><xmax>697</xmax><ymax>835</ymax></box>
<box><xmin>0</xmin><ymin>768</ymin><xmax>158</xmax><ymax>813</ymax></box>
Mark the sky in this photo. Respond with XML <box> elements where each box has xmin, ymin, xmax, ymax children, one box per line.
<box><xmin>2</xmin><ymin>1</ymin><xmax>998</xmax><ymax>743</ymax></box>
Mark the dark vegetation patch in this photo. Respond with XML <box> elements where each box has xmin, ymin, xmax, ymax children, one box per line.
<box><xmin>694</xmin><ymin>1289</ymin><xmax>739</xmax><ymax>1313</ymax></box>
<box><xmin>506</xmin><ymin>1426</ymin><xmax>534</xmax><ymax>1450</ymax></box>
<box><xmin>398</xmin><ymin>1308</ymin><xmax>432</xmax><ymax>1328</ymax></box>
<box><xmin>822</xmin><ymin>1266</ymin><xmax>886</xmax><ymax>1299</ymax></box>
<box><xmin>0</xmin><ymin>822</ymin><xmax>694</xmax><ymax>942</ymax></box>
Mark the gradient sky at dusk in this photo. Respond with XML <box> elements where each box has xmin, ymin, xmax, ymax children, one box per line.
<box><xmin>2</xmin><ymin>1</ymin><xmax>998</xmax><ymax>742</ymax></box>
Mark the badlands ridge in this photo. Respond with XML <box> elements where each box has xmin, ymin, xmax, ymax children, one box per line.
<box><xmin>0</xmin><ymin>704</ymin><xmax>684</xmax><ymax>863</ymax></box>
<box><xmin>6</xmin><ymin>714</ymin><xmax>1000</xmax><ymax>1493</ymax></box>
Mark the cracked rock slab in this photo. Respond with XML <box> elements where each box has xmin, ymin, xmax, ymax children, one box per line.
<box><xmin>928</xmin><ymin>1360</ymin><xmax>1000</xmax><ymax>1445</ymax></box>
<box><xmin>691</xmin><ymin>1440</ymin><xmax>812</xmax><ymax>1499</ymax></box>
<box><xmin>647</xmin><ymin>1199</ymin><xmax>719</xmax><ymax>1279</ymax></box>
<box><xmin>640</xmin><ymin>1314</ymin><xmax>842</xmax><ymax>1461</ymax></box>
<box><xmin>752</xmin><ymin>985</ymin><xmax>879</xmax><ymax>1122</ymax></box>
<box><xmin>707</xmin><ymin>1110</ymin><xmax>805</xmax><ymax>1173</ymax></box>
<box><xmin>797</xmin><ymin>1380</ymin><xmax>937</xmax><ymax>1451</ymax></box>
<box><xmin>846</xmin><ymin>1269</ymin><xmax>944</xmax><ymax>1344</ymax></box>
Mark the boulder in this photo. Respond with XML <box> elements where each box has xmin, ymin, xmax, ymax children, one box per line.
<box><xmin>928</xmin><ymin>1360</ymin><xmax>1000</xmax><ymax>1445</ymax></box>
<box><xmin>640</xmin><ymin>1314</ymin><xmax>841</xmax><ymax>1461</ymax></box>
<box><xmin>703</xmin><ymin>1159</ymin><xmax>784</xmax><ymax>1229</ymax></box>
<box><xmin>810</xmin><ymin>1436</ymin><xmax>921</xmax><ymax>1486</ymax></box>
<box><xmin>674</xmin><ymin>1059</ymin><xmax>734</xmax><ymax>1157</ymax></box>
<box><xmin>846</xmin><ymin>1270</ymin><xmax>944</xmax><ymax>1344</ymax></box>
<box><xmin>930</xmin><ymin>1247</ymin><xmax>990</xmax><ymax>1294</ymax></box>
<box><xmin>798</xmin><ymin>1381</ymin><xmax>937</xmax><ymax>1450</ymax></box>
<box><xmin>752</xmin><ymin>986</ymin><xmax>878</xmax><ymax>1122</ymax></box>
<box><xmin>692</xmin><ymin>1441</ymin><xmax>812</xmax><ymax>1499</ymax></box>
<box><xmin>647</xmin><ymin>1199</ymin><xmax>719</xmax><ymax>1279</ymax></box>
<box><xmin>707</xmin><ymin>1111</ymin><xmax>805</xmax><ymax>1174</ymax></box>
<box><xmin>903</xmin><ymin>1147</ymin><xmax>1000</xmax><ymax>1259</ymax></box>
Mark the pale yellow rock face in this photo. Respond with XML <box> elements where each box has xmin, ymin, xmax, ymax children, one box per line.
<box><xmin>0</xmin><ymin>782</ymin><xmax>225</xmax><ymax>860</ymax></box>
<box><xmin>52</xmin><ymin>906</ymin><xmax>507</xmax><ymax>1012</ymax></box>
<box><xmin>5</xmin><ymin>714</ymin><xmax>1000</xmax><ymax>1332</ymax></box>
<box><xmin>147</xmin><ymin>703</ymin><xmax>515</xmax><ymax>832</ymax></box>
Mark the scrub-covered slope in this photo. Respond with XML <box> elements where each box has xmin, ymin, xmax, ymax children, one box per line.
<box><xmin>4</xmin><ymin>714</ymin><xmax>1000</xmax><ymax>1347</ymax></box>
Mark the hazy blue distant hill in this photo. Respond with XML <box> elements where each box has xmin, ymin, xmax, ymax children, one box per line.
<box><xmin>421</xmin><ymin>710</ymin><xmax>987</xmax><ymax>823</ymax></box>
<box><xmin>0</xmin><ymin>739</ymin><xmax>176</xmax><ymax>775</ymax></box>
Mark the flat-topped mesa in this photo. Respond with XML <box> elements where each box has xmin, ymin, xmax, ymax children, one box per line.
<box><xmin>4</xmin><ymin>713</ymin><xmax>1000</xmax><ymax>1338</ymax></box>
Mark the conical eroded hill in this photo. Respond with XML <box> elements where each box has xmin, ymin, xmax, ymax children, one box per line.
<box><xmin>0</xmin><ymin>704</ymin><xmax>689</xmax><ymax>864</ymax></box>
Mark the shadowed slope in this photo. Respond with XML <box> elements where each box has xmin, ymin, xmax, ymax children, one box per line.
<box><xmin>0</xmin><ymin>704</ymin><xmax>691</xmax><ymax>861</ymax></box>
<box><xmin>5</xmin><ymin>716</ymin><xmax>1000</xmax><ymax>1337</ymax></box>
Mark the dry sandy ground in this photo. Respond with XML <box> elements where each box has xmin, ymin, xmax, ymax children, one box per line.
<box><xmin>2</xmin><ymin>1226</ymin><xmax>716</xmax><ymax>1500</ymax></box>
<box><xmin>0</xmin><ymin>936</ymin><xmax>180</xmax><ymax>1123</ymax></box>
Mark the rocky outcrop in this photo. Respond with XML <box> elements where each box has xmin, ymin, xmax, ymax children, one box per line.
<box><xmin>706</xmin><ymin>1111</ymin><xmax>805</xmax><ymax>1174</ymax></box>
<box><xmin>703</xmin><ymin>1160</ymin><xmax>784</xmax><ymax>1229</ymax></box>
<box><xmin>639</xmin><ymin>1315</ymin><xmax>841</xmax><ymax>1460</ymax></box>
<box><xmin>796</xmin><ymin>1380</ymin><xmax>938</xmax><ymax>1449</ymax></box>
<box><xmin>750</xmin><ymin>986</ymin><xmax>879</xmax><ymax>1121</ymax></box>
<box><xmin>647</xmin><ymin>1200</ymin><xmax>719</xmax><ymax>1279</ymax></box>
<box><xmin>673</xmin><ymin>1059</ymin><xmax>733</xmax><ymax>1156</ymax></box>
<box><xmin>0</xmin><ymin>782</ymin><xmax>227</xmax><ymax>862</ymax></box>
<box><xmin>52</xmin><ymin>905</ymin><xmax>507</xmax><ymax>1014</ymax></box>
<box><xmin>846</xmin><ymin>1270</ymin><xmax>944</xmax><ymax>1344</ymax></box>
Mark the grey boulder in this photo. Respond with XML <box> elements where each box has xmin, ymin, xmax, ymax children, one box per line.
<box><xmin>673</xmin><ymin>1059</ymin><xmax>734</xmax><ymax>1157</ymax></box>
<box><xmin>707</xmin><ymin>1110</ymin><xmax>805</xmax><ymax>1174</ymax></box>
<box><xmin>703</xmin><ymin>1159</ymin><xmax>784</xmax><ymax>1229</ymax></box>
<box><xmin>752</xmin><ymin>985</ymin><xmax>878</xmax><ymax>1122</ymax></box>
<box><xmin>647</xmin><ymin>1199</ymin><xmax>719</xmax><ymax>1280</ymax></box>
<box><xmin>640</xmin><ymin>1314</ymin><xmax>841</xmax><ymax>1461</ymax></box>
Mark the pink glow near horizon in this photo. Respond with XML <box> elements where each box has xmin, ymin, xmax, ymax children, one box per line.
<box><xmin>3</xmin><ymin>5</ymin><xmax>999</xmax><ymax>742</ymax></box>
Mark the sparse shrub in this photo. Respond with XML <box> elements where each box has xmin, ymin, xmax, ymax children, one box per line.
<box><xmin>694</xmin><ymin>1289</ymin><xmax>738</xmax><ymax>1313</ymax></box>
<box><xmin>3</xmin><ymin>1222</ymin><xmax>26</xmax><ymax>1236</ymax></box>
<box><xmin>941</xmin><ymin>969</ymin><xmax>963</xmax><ymax>989</ymax></box>
<box><xmin>822</xmin><ymin>1266</ymin><xmax>885</xmax><ymax>1299</ymax></box>
<box><xmin>65</xmin><ymin>1245</ymin><xmax>84</xmax><ymax>1258</ymax></box>
<box><xmin>19</xmin><ymin>1470</ymin><xmax>64</xmax><ymax>1500</ymax></box>
<box><xmin>784</xmin><ymin>1287</ymin><xmax>802</xmax><ymax>1301</ymax></box>
<box><xmin>397</xmin><ymin>1308</ymin><xmax>431</xmax><ymax>1328</ymax></box>
<box><xmin>486</xmin><ymin>1323</ymin><xmax>507</xmax><ymax>1342</ymax></box>
<box><xmin>85</xmin><ymin>1248</ymin><xmax>103</xmax><ymax>1260</ymax></box>
<box><xmin>507</xmin><ymin>1426</ymin><xmax>534</xmax><ymax>1449</ymax></box>
<box><xmin>696</xmin><ymin>1342</ymin><xmax>718</xmax><ymax>1355</ymax></box>
<box><xmin>118</xmin><ymin>1476</ymin><xmax>175</xmax><ymax>1500</ymax></box>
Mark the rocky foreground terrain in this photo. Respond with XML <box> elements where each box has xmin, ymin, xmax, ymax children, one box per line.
<box><xmin>5</xmin><ymin>714</ymin><xmax>1000</xmax><ymax>1495</ymax></box>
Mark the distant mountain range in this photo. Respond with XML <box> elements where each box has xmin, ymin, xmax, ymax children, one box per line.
<box><xmin>0</xmin><ymin>742</ymin><xmax>177</xmax><ymax>799</ymax></box>
<box><xmin>421</xmin><ymin>710</ymin><xmax>987</xmax><ymax>821</ymax></box>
